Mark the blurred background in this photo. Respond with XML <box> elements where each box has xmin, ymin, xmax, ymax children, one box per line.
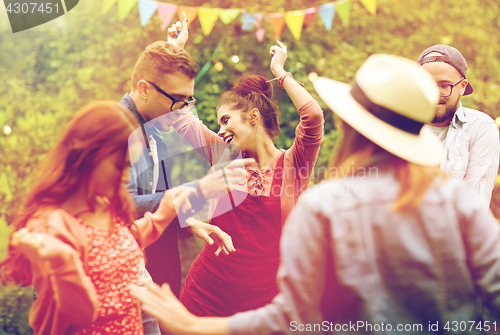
<box><xmin>1</xmin><ymin>0</ymin><xmax>499</xmax><ymax>332</ymax></box>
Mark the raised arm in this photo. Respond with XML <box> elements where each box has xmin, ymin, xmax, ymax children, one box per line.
<box><xmin>269</xmin><ymin>41</ymin><xmax>324</xmax><ymax>188</ymax></box>
<box><xmin>269</xmin><ymin>40</ymin><xmax>315</xmax><ymax>109</ymax></box>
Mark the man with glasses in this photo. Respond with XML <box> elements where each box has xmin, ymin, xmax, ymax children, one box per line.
<box><xmin>418</xmin><ymin>44</ymin><xmax>499</xmax><ymax>208</ymax></box>
<box><xmin>119</xmin><ymin>19</ymin><xmax>235</xmax><ymax>334</ymax></box>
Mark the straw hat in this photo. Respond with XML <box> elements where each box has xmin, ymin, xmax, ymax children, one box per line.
<box><xmin>313</xmin><ymin>54</ymin><xmax>444</xmax><ymax>166</ymax></box>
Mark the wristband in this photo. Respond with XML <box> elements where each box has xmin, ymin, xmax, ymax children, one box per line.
<box><xmin>267</xmin><ymin>72</ymin><xmax>304</xmax><ymax>89</ymax></box>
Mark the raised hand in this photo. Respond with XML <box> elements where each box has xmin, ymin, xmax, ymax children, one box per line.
<box><xmin>198</xmin><ymin>153</ymin><xmax>255</xmax><ymax>200</ymax></box>
<box><xmin>269</xmin><ymin>40</ymin><xmax>288</xmax><ymax>78</ymax></box>
<box><xmin>167</xmin><ymin>11</ymin><xmax>189</xmax><ymax>50</ymax></box>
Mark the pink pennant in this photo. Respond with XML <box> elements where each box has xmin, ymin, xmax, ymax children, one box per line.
<box><xmin>256</xmin><ymin>28</ymin><xmax>265</xmax><ymax>42</ymax></box>
<box><xmin>157</xmin><ymin>3</ymin><xmax>177</xmax><ymax>31</ymax></box>
<box><xmin>304</xmin><ymin>7</ymin><xmax>318</xmax><ymax>27</ymax></box>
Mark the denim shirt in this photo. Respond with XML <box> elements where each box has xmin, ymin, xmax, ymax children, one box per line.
<box><xmin>121</xmin><ymin>93</ymin><xmax>169</xmax><ymax>216</ymax></box>
<box><xmin>229</xmin><ymin>173</ymin><xmax>500</xmax><ymax>334</ymax></box>
<box><xmin>425</xmin><ymin>103</ymin><xmax>499</xmax><ymax>209</ymax></box>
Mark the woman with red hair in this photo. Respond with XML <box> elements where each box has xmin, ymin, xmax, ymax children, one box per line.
<box><xmin>0</xmin><ymin>101</ymin><xmax>248</xmax><ymax>334</ymax></box>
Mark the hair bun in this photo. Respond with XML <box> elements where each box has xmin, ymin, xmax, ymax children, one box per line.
<box><xmin>232</xmin><ymin>75</ymin><xmax>273</xmax><ymax>100</ymax></box>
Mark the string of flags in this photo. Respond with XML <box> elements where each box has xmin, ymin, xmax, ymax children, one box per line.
<box><xmin>101</xmin><ymin>0</ymin><xmax>396</xmax><ymax>42</ymax></box>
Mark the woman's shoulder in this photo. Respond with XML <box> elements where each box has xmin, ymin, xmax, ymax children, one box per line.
<box><xmin>26</xmin><ymin>208</ymin><xmax>86</xmax><ymax>238</ymax></box>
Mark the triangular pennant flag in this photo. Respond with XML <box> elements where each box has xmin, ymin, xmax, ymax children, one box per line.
<box><xmin>256</xmin><ymin>28</ymin><xmax>265</xmax><ymax>42</ymax></box>
<box><xmin>241</xmin><ymin>13</ymin><xmax>256</xmax><ymax>31</ymax></box>
<box><xmin>285</xmin><ymin>10</ymin><xmax>305</xmax><ymax>41</ymax></box>
<box><xmin>157</xmin><ymin>3</ymin><xmax>177</xmax><ymax>31</ymax></box>
<box><xmin>269</xmin><ymin>13</ymin><xmax>285</xmax><ymax>40</ymax></box>
<box><xmin>219</xmin><ymin>8</ymin><xmax>241</xmax><ymax>24</ymax></box>
<box><xmin>198</xmin><ymin>8</ymin><xmax>219</xmax><ymax>36</ymax></box>
<box><xmin>138</xmin><ymin>0</ymin><xmax>158</xmax><ymax>27</ymax></box>
<box><xmin>118</xmin><ymin>0</ymin><xmax>138</xmax><ymax>21</ymax></box>
<box><xmin>360</xmin><ymin>0</ymin><xmax>376</xmax><ymax>15</ymax></box>
<box><xmin>177</xmin><ymin>6</ymin><xmax>198</xmax><ymax>26</ymax></box>
<box><xmin>318</xmin><ymin>3</ymin><xmax>335</xmax><ymax>31</ymax></box>
<box><xmin>336</xmin><ymin>0</ymin><xmax>353</xmax><ymax>27</ymax></box>
<box><xmin>304</xmin><ymin>7</ymin><xmax>318</xmax><ymax>27</ymax></box>
<box><xmin>102</xmin><ymin>0</ymin><xmax>117</xmax><ymax>14</ymax></box>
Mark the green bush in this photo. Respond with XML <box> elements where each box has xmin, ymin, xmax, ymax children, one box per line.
<box><xmin>0</xmin><ymin>285</ymin><xmax>33</xmax><ymax>335</ymax></box>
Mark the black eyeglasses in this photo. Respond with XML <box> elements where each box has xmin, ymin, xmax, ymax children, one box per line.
<box><xmin>145</xmin><ymin>80</ymin><xmax>196</xmax><ymax>111</ymax></box>
<box><xmin>437</xmin><ymin>77</ymin><xmax>465</xmax><ymax>97</ymax></box>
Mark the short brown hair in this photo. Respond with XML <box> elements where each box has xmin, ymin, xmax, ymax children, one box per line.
<box><xmin>131</xmin><ymin>41</ymin><xmax>197</xmax><ymax>91</ymax></box>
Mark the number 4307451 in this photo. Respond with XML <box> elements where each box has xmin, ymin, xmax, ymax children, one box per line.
<box><xmin>6</xmin><ymin>3</ymin><xmax>59</xmax><ymax>14</ymax></box>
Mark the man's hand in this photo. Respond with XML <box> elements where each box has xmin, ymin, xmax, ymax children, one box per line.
<box><xmin>167</xmin><ymin>11</ymin><xmax>189</xmax><ymax>50</ymax></box>
<box><xmin>184</xmin><ymin>218</ymin><xmax>235</xmax><ymax>256</ymax></box>
<box><xmin>198</xmin><ymin>155</ymin><xmax>254</xmax><ymax>200</ymax></box>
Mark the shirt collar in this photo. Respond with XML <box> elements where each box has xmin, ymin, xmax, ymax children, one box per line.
<box><xmin>453</xmin><ymin>101</ymin><xmax>466</xmax><ymax>124</ymax></box>
<box><xmin>120</xmin><ymin>93</ymin><xmax>163</xmax><ymax>142</ymax></box>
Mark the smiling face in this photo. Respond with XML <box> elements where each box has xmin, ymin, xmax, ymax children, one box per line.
<box><xmin>217</xmin><ymin>104</ymin><xmax>254</xmax><ymax>150</ymax></box>
<box><xmin>421</xmin><ymin>53</ymin><xmax>468</xmax><ymax>127</ymax></box>
<box><xmin>139</xmin><ymin>72</ymin><xmax>195</xmax><ymax>132</ymax></box>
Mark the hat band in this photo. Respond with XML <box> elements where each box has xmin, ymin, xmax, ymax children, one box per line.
<box><xmin>350</xmin><ymin>82</ymin><xmax>424</xmax><ymax>135</ymax></box>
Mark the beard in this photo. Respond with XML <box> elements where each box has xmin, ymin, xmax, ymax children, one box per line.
<box><xmin>431</xmin><ymin>97</ymin><xmax>460</xmax><ymax>124</ymax></box>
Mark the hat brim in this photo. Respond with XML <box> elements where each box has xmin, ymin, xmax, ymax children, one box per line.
<box><xmin>464</xmin><ymin>83</ymin><xmax>473</xmax><ymax>95</ymax></box>
<box><xmin>313</xmin><ymin>77</ymin><xmax>444</xmax><ymax>167</ymax></box>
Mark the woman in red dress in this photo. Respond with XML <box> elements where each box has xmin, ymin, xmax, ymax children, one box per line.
<box><xmin>0</xmin><ymin>101</ymin><xmax>248</xmax><ymax>334</ymax></box>
<box><xmin>171</xmin><ymin>41</ymin><xmax>324</xmax><ymax>316</ymax></box>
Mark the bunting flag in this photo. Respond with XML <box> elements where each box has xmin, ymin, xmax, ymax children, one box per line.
<box><xmin>138</xmin><ymin>0</ymin><xmax>158</xmax><ymax>27</ymax></box>
<box><xmin>157</xmin><ymin>3</ymin><xmax>177</xmax><ymax>31</ymax></box>
<box><xmin>256</xmin><ymin>28</ymin><xmax>265</xmax><ymax>42</ymax></box>
<box><xmin>177</xmin><ymin>5</ymin><xmax>198</xmax><ymax>26</ymax></box>
<box><xmin>219</xmin><ymin>8</ymin><xmax>241</xmax><ymax>24</ymax></box>
<box><xmin>285</xmin><ymin>10</ymin><xmax>305</xmax><ymax>40</ymax></box>
<box><xmin>336</xmin><ymin>0</ymin><xmax>353</xmax><ymax>27</ymax></box>
<box><xmin>198</xmin><ymin>8</ymin><xmax>219</xmax><ymax>36</ymax></box>
<box><xmin>241</xmin><ymin>13</ymin><xmax>256</xmax><ymax>31</ymax></box>
<box><xmin>105</xmin><ymin>0</ymin><xmax>395</xmax><ymax>41</ymax></box>
<box><xmin>303</xmin><ymin>7</ymin><xmax>318</xmax><ymax>28</ymax></box>
<box><xmin>102</xmin><ymin>0</ymin><xmax>117</xmax><ymax>14</ymax></box>
<box><xmin>118</xmin><ymin>0</ymin><xmax>138</xmax><ymax>21</ymax></box>
<box><xmin>360</xmin><ymin>0</ymin><xmax>376</xmax><ymax>15</ymax></box>
<box><xmin>269</xmin><ymin>13</ymin><xmax>285</xmax><ymax>40</ymax></box>
<box><xmin>318</xmin><ymin>3</ymin><xmax>335</xmax><ymax>31</ymax></box>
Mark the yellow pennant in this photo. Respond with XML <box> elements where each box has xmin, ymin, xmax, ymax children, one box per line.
<box><xmin>285</xmin><ymin>10</ymin><xmax>305</xmax><ymax>40</ymax></box>
<box><xmin>360</xmin><ymin>0</ymin><xmax>376</xmax><ymax>15</ymax></box>
<box><xmin>102</xmin><ymin>0</ymin><xmax>117</xmax><ymax>14</ymax></box>
<box><xmin>335</xmin><ymin>0</ymin><xmax>353</xmax><ymax>27</ymax></box>
<box><xmin>198</xmin><ymin>8</ymin><xmax>220</xmax><ymax>36</ymax></box>
<box><xmin>118</xmin><ymin>0</ymin><xmax>137</xmax><ymax>21</ymax></box>
<box><xmin>219</xmin><ymin>8</ymin><xmax>241</xmax><ymax>24</ymax></box>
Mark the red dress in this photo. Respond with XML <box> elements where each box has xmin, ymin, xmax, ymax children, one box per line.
<box><xmin>180</xmin><ymin>154</ymin><xmax>285</xmax><ymax>316</ymax></box>
<box><xmin>69</xmin><ymin>220</ymin><xmax>143</xmax><ymax>335</ymax></box>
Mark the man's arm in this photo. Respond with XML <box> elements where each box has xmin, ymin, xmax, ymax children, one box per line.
<box><xmin>463</xmin><ymin>116</ymin><xmax>499</xmax><ymax>208</ymax></box>
<box><xmin>127</xmin><ymin>163</ymin><xmax>164</xmax><ymax>218</ymax></box>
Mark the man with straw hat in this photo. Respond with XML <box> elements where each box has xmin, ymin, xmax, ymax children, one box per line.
<box><xmin>418</xmin><ymin>45</ymin><xmax>499</xmax><ymax>208</ymax></box>
<box><xmin>130</xmin><ymin>54</ymin><xmax>500</xmax><ymax>335</ymax></box>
